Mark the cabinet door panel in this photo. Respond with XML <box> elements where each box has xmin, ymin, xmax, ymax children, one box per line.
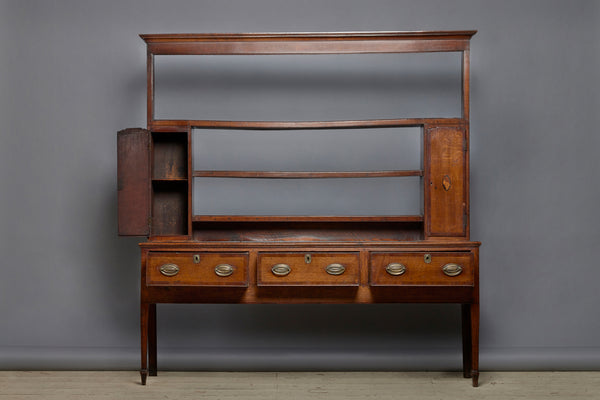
<box><xmin>426</xmin><ymin>126</ymin><xmax>467</xmax><ymax>237</ymax></box>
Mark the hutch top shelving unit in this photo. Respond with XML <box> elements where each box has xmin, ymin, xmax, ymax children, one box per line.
<box><xmin>117</xmin><ymin>30</ymin><xmax>480</xmax><ymax>386</ymax></box>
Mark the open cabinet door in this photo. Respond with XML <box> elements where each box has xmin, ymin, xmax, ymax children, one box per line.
<box><xmin>117</xmin><ymin>128</ymin><xmax>150</xmax><ymax>236</ymax></box>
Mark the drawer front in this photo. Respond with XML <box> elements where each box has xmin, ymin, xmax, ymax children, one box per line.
<box><xmin>370</xmin><ymin>252</ymin><xmax>474</xmax><ymax>286</ymax></box>
<box><xmin>257</xmin><ymin>252</ymin><xmax>359</xmax><ymax>286</ymax></box>
<box><xmin>147</xmin><ymin>252</ymin><xmax>248</xmax><ymax>286</ymax></box>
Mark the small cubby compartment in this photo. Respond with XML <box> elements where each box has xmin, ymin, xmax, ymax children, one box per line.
<box><xmin>152</xmin><ymin>180</ymin><xmax>188</xmax><ymax>236</ymax></box>
<box><xmin>152</xmin><ymin>131</ymin><xmax>188</xmax><ymax>180</ymax></box>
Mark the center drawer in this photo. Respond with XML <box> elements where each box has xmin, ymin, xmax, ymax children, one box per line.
<box><xmin>147</xmin><ymin>252</ymin><xmax>248</xmax><ymax>286</ymax></box>
<box><xmin>257</xmin><ymin>252</ymin><xmax>359</xmax><ymax>286</ymax></box>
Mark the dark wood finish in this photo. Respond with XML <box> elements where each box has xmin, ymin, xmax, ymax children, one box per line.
<box><xmin>121</xmin><ymin>31</ymin><xmax>480</xmax><ymax>387</ymax></box>
<box><xmin>148</xmin><ymin>303</ymin><xmax>157</xmax><ymax>376</ymax></box>
<box><xmin>152</xmin><ymin>132</ymin><xmax>188</xmax><ymax>179</ymax></box>
<box><xmin>117</xmin><ymin>128</ymin><xmax>150</xmax><ymax>236</ymax></box>
<box><xmin>151</xmin><ymin>181</ymin><xmax>188</xmax><ymax>236</ymax></box>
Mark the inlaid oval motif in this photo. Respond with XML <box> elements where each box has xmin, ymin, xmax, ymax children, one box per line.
<box><xmin>159</xmin><ymin>263</ymin><xmax>180</xmax><ymax>277</ymax></box>
<box><xmin>442</xmin><ymin>175</ymin><xmax>452</xmax><ymax>191</ymax></box>
<box><xmin>214</xmin><ymin>264</ymin><xmax>234</xmax><ymax>277</ymax></box>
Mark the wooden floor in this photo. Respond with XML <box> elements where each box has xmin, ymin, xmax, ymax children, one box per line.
<box><xmin>1</xmin><ymin>371</ymin><xmax>599</xmax><ymax>399</ymax></box>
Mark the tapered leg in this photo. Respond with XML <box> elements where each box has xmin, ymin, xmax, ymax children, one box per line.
<box><xmin>470</xmin><ymin>302</ymin><xmax>480</xmax><ymax>387</ymax></box>
<box><xmin>462</xmin><ymin>302</ymin><xmax>480</xmax><ymax>387</ymax></box>
<box><xmin>140</xmin><ymin>302</ymin><xmax>149</xmax><ymax>385</ymax></box>
<box><xmin>149</xmin><ymin>303</ymin><xmax>157</xmax><ymax>376</ymax></box>
<box><xmin>461</xmin><ymin>304</ymin><xmax>472</xmax><ymax>378</ymax></box>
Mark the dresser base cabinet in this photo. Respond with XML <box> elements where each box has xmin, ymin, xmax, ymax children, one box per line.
<box><xmin>118</xmin><ymin>31</ymin><xmax>481</xmax><ymax>387</ymax></box>
<box><xmin>138</xmin><ymin>241</ymin><xmax>480</xmax><ymax>387</ymax></box>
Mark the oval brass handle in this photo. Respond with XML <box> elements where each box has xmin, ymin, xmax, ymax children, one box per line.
<box><xmin>159</xmin><ymin>263</ymin><xmax>179</xmax><ymax>277</ymax></box>
<box><xmin>214</xmin><ymin>264</ymin><xmax>234</xmax><ymax>277</ymax></box>
<box><xmin>271</xmin><ymin>263</ymin><xmax>291</xmax><ymax>277</ymax></box>
<box><xmin>442</xmin><ymin>263</ymin><xmax>463</xmax><ymax>277</ymax></box>
<box><xmin>385</xmin><ymin>263</ymin><xmax>406</xmax><ymax>276</ymax></box>
<box><xmin>325</xmin><ymin>263</ymin><xmax>345</xmax><ymax>276</ymax></box>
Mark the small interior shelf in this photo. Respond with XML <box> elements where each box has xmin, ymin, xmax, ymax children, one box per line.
<box><xmin>151</xmin><ymin>177</ymin><xmax>188</xmax><ymax>182</ymax></box>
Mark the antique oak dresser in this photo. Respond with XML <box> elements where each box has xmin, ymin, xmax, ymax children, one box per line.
<box><xmin>117</xmin><ymin>31</ymin><xmax>480</xmax><ymax>386</ymax></box>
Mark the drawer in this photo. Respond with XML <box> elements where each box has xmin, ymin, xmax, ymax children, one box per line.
<box><xmin>257</xmin><ymin>252</ymin><xmax>359</xmax><ymax>286</ymax></box>
<box><xmin>370</xmin><ymin>252</ymin><xmax>474</xmax><ymax>286</ymax></box>
<box><xmin>147</xmin><ymin>252</ymin><xmax>248</xmax><ymax>286</ymax></box>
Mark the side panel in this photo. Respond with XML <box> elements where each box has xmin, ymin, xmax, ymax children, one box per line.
<box><xmin>425</xmin><ymin>126</ymin><xmax>467</xmax><ymax>238</ymax></box>
<box><xmin>118</xmin><ymin>128</ymin><xmax>150</xmax><ymax>236</ymax></box>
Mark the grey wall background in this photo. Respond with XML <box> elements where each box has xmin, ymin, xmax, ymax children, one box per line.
<box><xmin>1</xmin><ymin>0</ymin><xmax>599</xmax><ymax>371</ymax></box>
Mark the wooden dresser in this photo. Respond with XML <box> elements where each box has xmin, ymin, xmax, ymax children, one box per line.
<box><xmin>117</xmin><ymin>31</ymin><xmax>480</xmax><ymax>386</ymax></box>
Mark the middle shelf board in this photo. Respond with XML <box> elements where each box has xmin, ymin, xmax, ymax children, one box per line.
<box><xmin>192</xmin><ymin>170</ymin><xmax>423</xmax><ymax>179</ymax></box>
<box><xmin>192</xmin><ymin>215</ymin><xmax>424</xmax><ymax>223</ymax></box>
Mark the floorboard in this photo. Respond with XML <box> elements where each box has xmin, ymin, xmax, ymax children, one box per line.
<box><xmin>0</xmin><ymin>371</ymin><xmax>599</xmax><ymax>399</ymax></box>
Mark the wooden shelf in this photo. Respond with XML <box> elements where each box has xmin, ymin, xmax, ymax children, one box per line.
<box><xmin>193</xmin><ymin>170</ymin><xmax>423</xmax><ymax>179</ymax></box>
<box><xmin>150</xmin><ymin>118</ymin><xmax>465</xmax><ymax>131</ymax></box>
<box><xmin>192</xmin><ymin>215</ymin><xmax>424</xmax><ymax>223</ymax></box>
<box><xmin>151</xmin><ymin>177</ymin><xmax>188</xmax><ymax>182</ymax></box>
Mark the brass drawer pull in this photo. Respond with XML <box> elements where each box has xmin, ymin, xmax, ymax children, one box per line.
<box><xmin>385</xmin><ymin>263</ymin><xmax>406</xmax><ymax>276</ymax></box>
<box><xmin>159</xmin><ymin>263</ymin><xmax>180</xmax><ymax>277</ymax></box>
<box><xmin>214</xmin><ymin>264</ymin><xmax>234</xmax><ymax>277</ymax></box>
<box><xmin>325</xmin><ymin>263</ymin><xmax>345</xmax><ymax>276</ymax></box>
<box><xmin>442</xmin><ymin>263</ymin><xmax>463</xmax><ymax>277</ymax></box>
<box><xmin>271</xmin><ymin>263</ymin><xmax>291</xmax><ymax>277</ymax></box>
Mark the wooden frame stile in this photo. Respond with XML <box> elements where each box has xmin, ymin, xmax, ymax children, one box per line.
<box><xmin>117</xmin><ymin>31</ymin><xmax>480</xmax><ymax>387</ymax></box>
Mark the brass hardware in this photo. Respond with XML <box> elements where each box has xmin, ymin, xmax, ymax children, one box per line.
<box><xmin>271</xmin><ymin>263</ymin><xmax>291</xmax><ymax>277</ymax></box>
<box><xmin>159</xmin><ymin>263</ymin><xmax>179</xmax><ymax>277</ymax></box>
<box><xmin>193</xmin><ymin>254</ymin><xmax>200</xmax><ymax>264</ymax></box>
<box><xmin>325</xmin><ymin>263</ymin><xmax>345</xmax><ymax>276</ymax></box>
<box><xmin>442</xmin><ymin>263</ymin><xmax>463</xmax><ymax>277</ymax></box>
<box><xmin>214</xmin><ymin>264</ymin><xmax>234</xmax><ymax>277</ymax></box>
<box><xmin>424</xmin><ymin>254</ymin><xmax>432</xmax><ymax>264</ymax></box>
<box><xmin>385</xmin><ymin>263</ymin><xmax>406</xmax><ymax>276</ymax></box>
<box><xmin>442</xmin><ymin>175</ymin><xmax>452</xmax><ymax>191</ymax></box>
<box><xmin>305</xmin><ymin>253</ymin><xmax>312</xmax><ymax>264</ymax></box>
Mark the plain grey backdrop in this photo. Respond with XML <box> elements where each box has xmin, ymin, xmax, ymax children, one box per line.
<box><xmin>1</xmin><ymin>0</ymin><xmax>599</xmax><ymax>371</ymax></box>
